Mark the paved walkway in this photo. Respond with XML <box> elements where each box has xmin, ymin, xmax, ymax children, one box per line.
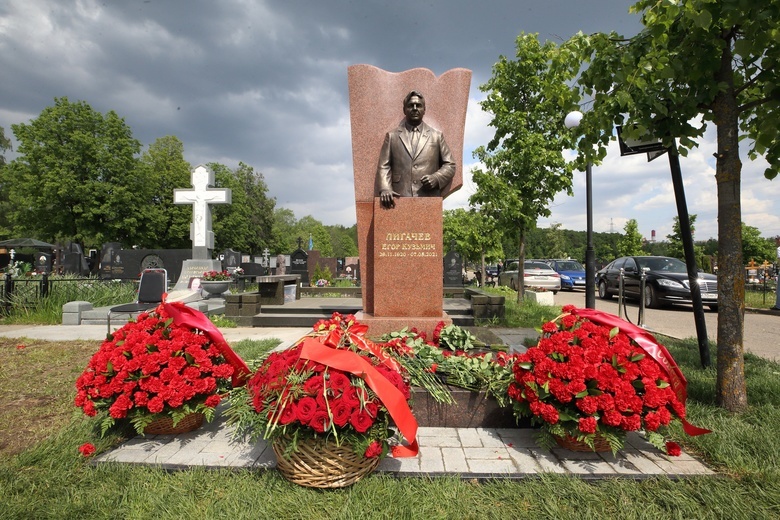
<box><xmin>97</xmin><ymin>411</ymin><xmax>713</xmax><ymax>480</ymax></box>
<box><xmin>0</xmin><ymin>323</ymin><xmax>714</xmax><ymax>480</ymax></box>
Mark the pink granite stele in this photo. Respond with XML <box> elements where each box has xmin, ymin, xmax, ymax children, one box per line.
<box><xmin>347</xmin><ymin>65</ymin><xmax>471</xmax><ymax>338</ymax></box>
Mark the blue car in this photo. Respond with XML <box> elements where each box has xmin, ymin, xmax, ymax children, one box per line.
<box><xmin>545</xmin><ymin>259</ymin><xmax>587</xmax><ymax>291</ymax></box>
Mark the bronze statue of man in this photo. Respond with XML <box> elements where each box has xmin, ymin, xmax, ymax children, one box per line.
<box><xmin>376</xmin><ymin>91</ymin><xmax>456</xmax><ymax>208</ymax></box>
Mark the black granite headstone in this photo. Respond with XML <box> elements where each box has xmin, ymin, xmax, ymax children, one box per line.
<box><xmin>222</xmin><ymin>248</ymin><xmax>241</xmax><ymax>272</ymax></box>
<box><xmin>290</xmin><ymin>248</ymin><xmax>309</xmax><ymax>286</ymax></box>
<box><xmin>100</xmin><ymin>242</ymin><xmax>123</xmax><ymax>278</ymax></box>
<box><xmin>35</xmin><ymin>252</ymin><xmax>52</xmax><ymax>274</ymax></box>
<box><xmin>443</xmin><ymin>247</ymin><xmax>463</xmax><ymax>287</ymax></box>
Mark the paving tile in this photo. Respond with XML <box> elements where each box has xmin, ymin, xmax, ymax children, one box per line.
<box><xmin>419</xmin><ymin>447</ymin><xmax>445</xmax><ymax>473</ymax></box>
<box><xmin>467</xmin><ymin>457</ymin><xmax>517</xmax><ymax>474</ymax></box>
<box><xmin>455</xmin><ymin>429</ymin><xmax>485</xmax><ymax>447</ymax></box>
<box><xmin>441</xmin><ymin>447</ymin><xmax>469</xmax><ymax>473</ymax></box>
<box><xmin>494</xmin><ymin>428</ymin><xmax>539</xmax><ymax>448</ymax></box>
<box><xmin>94</xmin><ymin>412</ymin><xmax>715</xmax><ymax>480</ymax></box>
<box><xmin>529</xmin><ymin>448</ymin><xmax>567</xmax><ymax>474</ymax></box>
<box><xmin>506</xmin><ymin>447</ymin><xmax>542</xmax><ymax>473</ymax></box>
<box><xmin>465</xmin><ymin>446</ymin><xmax>511</xmax><ymax>460</ymax></box>
<box><xmin>561</xmin><ymin>458</ymin><xmax>618</xmax><ymax>475</ymax></box>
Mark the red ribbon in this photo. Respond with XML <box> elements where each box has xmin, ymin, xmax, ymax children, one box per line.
<box><xmin>570</xmin><ymin>307</ymin><xmax>711</xmax><ymax>437</ymax></box>
<box><xmin>299</xmin><ymin>337</ymin><xmax>419</xmax><ymax>457</ymax></box>
<box><xmin>320</xmin><ymin>326</ymin><xmax>403</xmax><ymax>373</ymax></box>
<box><xmin>161</xmin><ymin>300</ymin><xmax>250</xmax><ymax>387</ymax></box>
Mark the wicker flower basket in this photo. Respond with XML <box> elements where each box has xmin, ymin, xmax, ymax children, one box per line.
<box><xmin>555</xmin><ymin>433</ymin><xmax>612</xmax><ymax>453</ymax></box>
<box><xmin>272</xmin><ymin>436</ymin><xmax>380</xmax><ymax>488</ymax></box>
<box><xmin>143</xmin><ymin>412</ymin><xmax>205</xmax><ymax>435</ymax></box>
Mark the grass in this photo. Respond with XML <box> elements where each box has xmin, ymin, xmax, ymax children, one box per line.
<box><xmin>2</xmin><ymin>325</ymin><xmax>780</xmax><ymax>518</ymax></box>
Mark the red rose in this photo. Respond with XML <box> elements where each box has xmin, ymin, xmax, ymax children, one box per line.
<box><xmin>78</xmin><ymin>442</ymin><xmax>96</xmax><ymax>457</ymax></box>
<box><xmin>350</xmin><ymin>410</ymin><xmax>374</xmax><ymax>433</ymax></box>
<box><xmin>330</xmin><ymin>401</ymin><xmax>352</xmax><ymax>427</ymax></box>
<box><xmin>309</xmin><ymin>409</ymin><xmax>331</xmax><ymax>433</ymax></box>
<box><xmin>364</xmin><ymin>440</ymin><xmax>383</xmax><ymax>458</ymax></box>
<box><xmin>295</xmin><ymin>396</ymin><xmax>317</xmax><ymax>423</ymax></box>
<box><xmin>277</xmin><ymin>403</ymin><xmax>297</xmax><ymax>425</ymax></box>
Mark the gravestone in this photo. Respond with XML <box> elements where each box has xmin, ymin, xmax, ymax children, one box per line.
<box><xmin>443</xmin><ymin>241</ymin><xmax>463</xmax><ymax>287</ymax></box>
<box><xmin>223</xmin><ymin>248</ymin><xmax>241</xmax><ymax>272</ymax></box>
<box><xmin>276</xmin><ymin>253</ymin><xmax>287</xmax><ymax>275</ymax></box>
<box><xmin>348</xmin><ymin>65</ymin><xmax>471</xmax><ymax>337</ymax></box>
<box><xmin>168</xmin><ymin>257</ymin><xmax>222</xmax><ymax>301</ymax></box>
<box><xmin>35</xmin><ymin>252</ymin><xmax>52</xmax><ymax>274</ymax></box>
<box><xmin>99</xmin><ymin>242</ymin><xmax>123</xmax><ymax>278</ymax></box>
<box><xmin>62</xmin><ymin>243</ymin><xmax>89</xmax><ymax>276</ymax></box>
<box><xmin>290</xmin><ymin>238</ymin><xmax>309</xmax><ymax>286</ymax></box>
<box><xmin>174</xmin><ymin>164</ymin><xmax>232</xmax><ymax>260</ymax></box>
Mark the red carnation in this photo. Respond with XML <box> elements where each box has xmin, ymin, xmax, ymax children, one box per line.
<box><xmin>204</xmin><ymin>394</ymin><xmax>222</xmax><ymax>408</ymax></box>
<box><xmin>665</xmin><ymin>441</ymin><xmax>682</xmax><ymax>456</ymax></box>
<box><xmin>578</xmin><ymin>416</ymin><xmax>597</xmax><ymax>434</ymax></box>
<box><xmin>78</xmin><ymin>442</ymin><xmax>96</xmax><ymax>457</ymax></box>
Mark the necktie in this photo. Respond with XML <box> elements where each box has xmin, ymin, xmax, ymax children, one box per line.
<box><xmin>411</xmin><ymin>127</ymin><xmax>420</xmax><ymax>155</ymax></box>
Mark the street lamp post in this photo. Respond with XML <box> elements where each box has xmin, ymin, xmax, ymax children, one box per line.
<box><xmin>565</xmin><ymin>111</ymin><xmax>596</xmax><ymax>309</ymax></box>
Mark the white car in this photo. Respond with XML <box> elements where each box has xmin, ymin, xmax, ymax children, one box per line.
<box><xmin>498</xmin><ymin>260</ymin><xmax>561</xmax><ymax>294</ymax></box>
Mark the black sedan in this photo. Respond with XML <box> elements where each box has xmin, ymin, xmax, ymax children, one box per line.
<box><xmin>596</xmin><ymin>256</ymin><xmax>718</xmax><ymax>311</ymax></box>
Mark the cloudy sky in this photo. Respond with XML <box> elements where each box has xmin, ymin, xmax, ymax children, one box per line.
<box><xmin>2</xmin><ymin>0</ymin><xmax>778</xmax><ymax>243</ymax></box>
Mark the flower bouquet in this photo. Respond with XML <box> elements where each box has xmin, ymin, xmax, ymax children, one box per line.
<box><xmin>382</xmin><ymin>322</ymin><xmax>517</xmax><ymax>407</ymax></box>
<box><xmin>75</xmin><ymin>302</ymin><xmax>249</xmax><ymax>436</ymax></box>
<box><xmin>226</xmin><ymin>313</ymin><xmax>418</xmax><ymax>488</ymax></box>
<box><xmin>507</xmin><ymin>305</ymin><xmax>710</xmax><ymax>454</ymax></box>
<box><xmin>202</xmin><ymin>270</ymin><xmax>231</xmax><ymax>281</ymax></box>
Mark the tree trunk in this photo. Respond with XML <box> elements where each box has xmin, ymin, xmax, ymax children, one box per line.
<box><xmin>713</xmin><ymin>34</ymin><xmax>748</xmax><ymax>412</ymax></box>
<box><xmin>517</xmin><ymin>225</ymin><xmax>526</xmax><ymax>304</ymax></box>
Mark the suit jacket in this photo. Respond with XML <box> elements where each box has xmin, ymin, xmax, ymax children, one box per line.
<box><xmin>376</xmin><ymin>121</ymin><xmax>456</xmax><ymax>198</ymax></box>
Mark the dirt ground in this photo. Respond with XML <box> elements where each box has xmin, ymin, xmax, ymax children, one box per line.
<box><xmin>0</xmin><ymin>338</ymin><xmax>98</xmax><ymax>457</ymax></box>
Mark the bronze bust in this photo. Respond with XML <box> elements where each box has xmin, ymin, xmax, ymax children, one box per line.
<box><xmin>376</xmin><ymin>91</ymin><xmax>456</xmax><ymax>208</ymax></box>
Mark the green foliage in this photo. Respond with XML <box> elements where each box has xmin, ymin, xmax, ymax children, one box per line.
<box><xmin>211</xmin><ymin>162</ymin><xmax>277</xmax><ymax>255</ymax></box>
<box><xmin>311</xmin><ymin>262</ymin><xmax>333</xmax><ymax>284</ymax></box>
<box><xmin>666</xmin><ymin>214</ymin><xmax>704</xmax><ymax>262</ymax></box>
<box><xmin>561</xmin><ymin>0</ymin><xmax>780</xmax><ymax>409</ymax></box>
<box><xmin>616</xmin><ymin>219</ymin><xmax>645</xmax><ymax>257</ymax></box>
<box><xmin>742</xmin><ymin>223</ymin><xmax>777</xmax><ymax>263</ymax></box>
<box><xmin>443</xmin><ymin>208</ymin><xmax>503</xmax><ymax>281</ymax></box>
<box><xmin>6</xmin><ymin>97</ymin><xmax>142</xmax><ymax>248</ymax></box>
<box><xmin>471</xmin><ymin>33</ymin><xmax>580</xmax><ymax>300</ymax></box>
<box><xmin>135</xmin><ymin>136</ymin><xmax>192</xmax><ymax>249</ymax></box>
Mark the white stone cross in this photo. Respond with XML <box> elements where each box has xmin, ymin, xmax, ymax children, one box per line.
<box><xmin>174</xmin><ymin>164</ymin><xmax>232</xmax><ymax>259</ymax></box>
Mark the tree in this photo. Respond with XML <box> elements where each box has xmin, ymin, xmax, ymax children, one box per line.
<box><xmin>666</xmin><ymin>215</ymin><xmax>704</xmax><ymax>268</ymax></box>
<box><xmin>471</xmin><ymin>33</ymin><xmax>579</xmax><ymax>302</ymax></box>
<box><xmin>295</xmin><ymin>215</ymin><xmax>334</xmax><ymax>257</ymax></box>
<box><xmin>270</xmin><ymin>208</ymin><xmax>298</xmax><ymax>254</ymax></box>
<box><xmin>562</xmin><ymin>0</ymin><xmax>780</xmax><ymax>411</ymax></box>
<box><xmin>0</xmin><ymin>125</ymin><xmax>10</xmax><ymax>167</ymax></box>
<box><xmin>0</xmin><ymin>126</ymin><xmax>13</xmax><ymax>237</ymax></box>
<box><xmin>211</xmin><ymin>162</ymin><xmax>276</xmax><ymax>255</ymax></box>
<box><xmin>616</xmin><ymin>219</ymin><xmax>645</xmax><ymax>257</ymax></box>
<box><xmin>326</xmin><ymin>225</ymin><xmax>359</xmax><ymax>258</ymax></box>
<box><xmin>6</xmin><ymin>98</ymin><xmax>142</xmax><ymax>248</ymax></box>
<box><xmin>443</xmin><ymin>208</ymin><xmax>503</xmax><ymax>282</ymax></box>
<box><xmin>741</xmin><ymin>223</ymin><xmax>776</xmax><ymax>263</ymax></box>
<box><xmin>135</xmin><ymin>136</ymin><xmax>192</xmax><ymax>249</ymax></box>
<box><xmin>540</xmin><ymin>223</ymin><xmax>568</xmax><ymax>259</ymax></box>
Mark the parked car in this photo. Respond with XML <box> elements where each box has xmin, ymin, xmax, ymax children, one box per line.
<box><xmin>498</xmin><ymin>260</ymin><xmax>561</xmax><ymax>294</ymax></box>
<box><xmin>545</xmin><ymin>259</ymin><xmax>587</xmax><ymax>291</ymax></box>
<box><xmin>595</xmin><ymin>256</ymin><xmax>718</xmax><ymax>310</ymax></box>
